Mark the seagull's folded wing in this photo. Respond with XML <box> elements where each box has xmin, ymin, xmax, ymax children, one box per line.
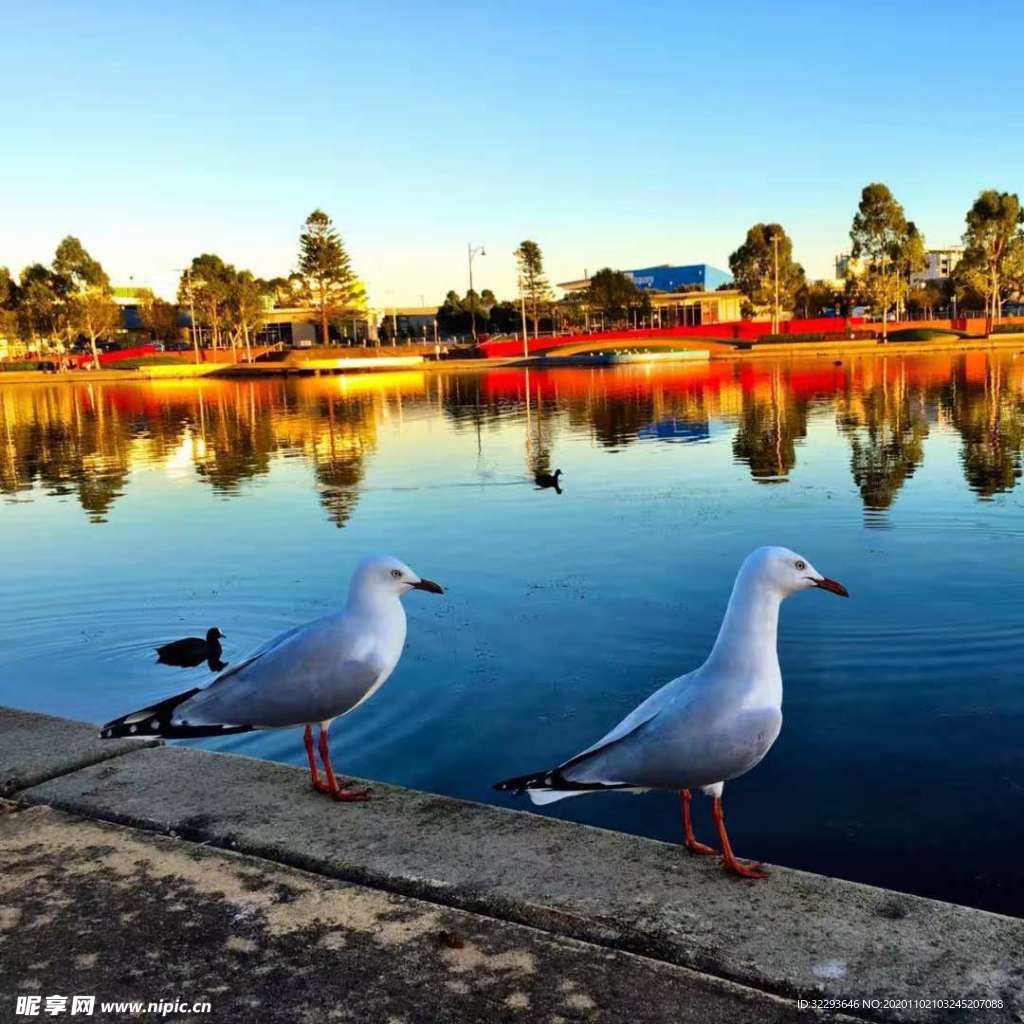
<box><xmin>174</xmin><ymin>614</ymin><xmax>386</xmax><ymax>729</ymax></box>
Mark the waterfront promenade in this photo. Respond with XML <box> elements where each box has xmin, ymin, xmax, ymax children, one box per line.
<box><xmin>4</xmin><ymin>329</ymin><xmax>1024</xmax><ymax>386</ymax></box>
<box><xmin>2</xmin><ymin>706</ymin><xmax>1020</xmax><ymax>1023</ymax></box>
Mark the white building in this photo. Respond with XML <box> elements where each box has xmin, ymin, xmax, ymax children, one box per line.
<box><xmin>912</xmin><ymin>247</ymin><xmax>964</xmax><ymax>284</ymax></box>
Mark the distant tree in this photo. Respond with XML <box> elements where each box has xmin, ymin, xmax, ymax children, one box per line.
<box><xmin>950</xmin><ymin>251</ymin><xmax>988</xmax><ymax>312</ymax></box>
<box><xmin>53</xmin><ymin>236</ymin><xmax>114</xmax><ymax>357</ymax></box>
<box><xmin>960</xmin><ymin>190</ymin><xmax>1024</xmax><ymax>321</ymax></box>
<box><xmin>298</xmin><ymin>209</ymin><xmax>358</xmax><ymax>344</ymax></box>
<box><xmin>0</xmin><ymin>268</ymin><xmax>20</xmax><ymax>346</ymax></box>
<box><xmin>225</xmin><ymin>271</ymin><xmax>269</xmax><ymax>362</ymax></box>
<box><xmin>53</xmin><ymin>236</ymin><xmax>108</xmax><ymax>292</ymax></box>
<box><xmin>794</xmin><ymin>280</ymin><xmax>842</xmax><ymax>319</ymax></box>
<box><xmin>17</xmin><ymin>265</ymin><xmax>62</xmax><ymax>348</ymax></box>
<box><xmin>586</xmin><ymin>268</ymin><xmax>639</xmax><ymax>326</ymax></box>
<box><xmin>71</xmin><ymin>287</ymin><xmax>120</xmax><ymax>368</ymax></box>
<box><xmin>728</xmin><ymin>224</ymin><xmax>805</xmax><ymax>327</ymax></box>
<box><xmin>138</xmin><ymin>290</ymin><xmax>180</xmax><ymax>342</ymax></box>
<box><xmin>850</xmin><ymin>183</ymin><xmax>910</xmax><ymax>339</ymax></box>
<box><xmin>487</xmin><ymin>300</ymin><xmax>520</xmax><ymax>334</ymax></box>
<box><xmin>896</xmin><ymin>222</ymin><xmax>928</xmax><ymax>319</ymax></box>
<box><xmin>436</xmin><ymin>290</ymin><xmax>467</xmax><ymax>337</ymax></box>
<box><xmin>178</xmin><ymin>254</ymin><xmax>233</xmax><ymax>349</ymax></box>
<box><xmin>907</xmin><ymin>281</ymin><xmax>946</xmax><ymax>319</ymax></box>
<box><xmin>514</xmin><ymin>240</ymin><xmax>551</xmax><ymax>338</ymax></box>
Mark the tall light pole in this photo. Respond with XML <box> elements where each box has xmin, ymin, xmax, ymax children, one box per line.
<box><xmin>467</xmin><ymin>243</ymin><xmax>486</xmax><ymax>341</ymax></box>
<box><xmin>174</xmin><ymin>267</ymin><xmax>201</xmax><ymax>365</ymax></box>
<box><xmin>771</xmin><ymin>233</ymin><xmax>780</xmax><ymax>334</ymax></box>
<box><xmin>518</xmin><ymin>267</ymin><xmax>529</xmax><ymax>359</ymax></box>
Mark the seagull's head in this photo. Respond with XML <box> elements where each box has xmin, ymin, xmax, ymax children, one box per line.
<box><xmin>745</xmin><ymin>546</ymin><xmax>849</xmax><ymax>600</ymax></box>
<box><xmin>351</xmin><ymin>555</ymin><xmax>445</xmax><ymax>602</ymax></box>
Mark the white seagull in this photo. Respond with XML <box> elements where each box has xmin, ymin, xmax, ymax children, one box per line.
<box><xmin>101</xmin><ymin>555</ymin><xmax>444</xmax><ymax>801</ymax></box>
<box><xmin>494</xmin><ymin>546</ymin><xmax>848</xmax><ymax>878</ymax></box>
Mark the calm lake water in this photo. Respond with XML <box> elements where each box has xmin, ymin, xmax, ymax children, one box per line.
<box><xmin>2</xmin><ymin>352</ymin><xmax>1023</xmax><ymax>915</ymax></box>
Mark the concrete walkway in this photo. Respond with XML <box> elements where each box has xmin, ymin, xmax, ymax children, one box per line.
<box><xmin>2</xmin><ymin>707</ymin><xmax>1021</xmax><ymax>1023</ymax></box>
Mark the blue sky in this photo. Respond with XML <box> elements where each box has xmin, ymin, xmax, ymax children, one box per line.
<box><xmin>2</xmin><ymin>0</ymin><xmax>1022</xmax><ymax>304</ymax></box>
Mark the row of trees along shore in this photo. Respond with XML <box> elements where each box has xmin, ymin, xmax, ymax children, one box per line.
<box><xmin>728</xmin><ymin>185</ymin><xmax>1024</xmax><ymax>339</ymax></box>
<box><xmin>175</xmin><ymin>209</ymin><xmax>365</xmax><ymax>359</ymax></box>
<box><xmin>435</xmin><ymin>188</ymin><xmax>1024</xmax><ymax>340</ymax></box>
<box><xmin>4</xmin><ymin>188</ymin><xmax>1022</xmax><ymax>358</ymax></box>
<box><xmin>0</xmin><ymin>210</ymin><xmax>365</xmax><ymax>362</ymax></box>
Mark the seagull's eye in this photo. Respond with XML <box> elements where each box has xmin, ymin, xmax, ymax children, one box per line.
<box><xmin>795</xmin><ymin>560</ymin><xmax>807</xmax><ymax>571</ymax></box>
<box><xmin>391</xmin><ymin>569</ymin><xmax>403</xmax><ymax>578</ymax></box>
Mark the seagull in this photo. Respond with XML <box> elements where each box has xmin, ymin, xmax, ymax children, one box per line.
<box><xmin>494</xmin><ymin>546</ymin><xmax>848</xmax><ymax>879</ymax></box>
<box><xmin>101</xmin><ymin>556</ymin><xmax>444</xmax><ymax>801</ymax></box>
<box><xmin>155</xmin><ymin>627</ymin><xmax>225</xmax><ymax>669</ymax></box>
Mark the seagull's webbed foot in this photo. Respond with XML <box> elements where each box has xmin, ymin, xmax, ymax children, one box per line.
<box><xmin>686</xmin><ymin>838</ymin><xmax>718</xmax><ymax>856</ymax></box>
<box><xmin>721</xmin><ymin>857</ymin><xmax>769</xmax><ymax>880</ymax></box>
<box><xmin>331</xmin><ymin>787</ymin><xmax>372</xmax><ymax>802</ymax></box>
<box><xmin>711</xmin><ymin>795</ymin><xmax>768</xmax><ymax>880</ymax></box>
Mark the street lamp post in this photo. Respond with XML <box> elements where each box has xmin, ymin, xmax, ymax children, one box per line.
<box><xmin>771</xmin><ymin>233</ymin><xmax>780</xmax><ymax>334</ymax></box>
<box><xmin>518</xmin><ymin>268</ymin><xmax>529</xmax><ymax>359</ymax></box>
<box><xmin>467</xmin><ymin>243</ymin><xmax>486</xmax><ymax>342</ymax></box>
<box><xmin>174</xmin><ymin>266</ymin><xmax>201</xmax><ymax>365</ymax></box>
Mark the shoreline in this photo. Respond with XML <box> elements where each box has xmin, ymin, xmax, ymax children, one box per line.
<box><xmin>1</xmin><ymin>334</ymin><xmax>1023</xmax><ymax>386</ymax></box>
<box><xmin>2</xmin><ymin>705</ymin><xmax>1021</xmax><ymax>1023</ymax></box>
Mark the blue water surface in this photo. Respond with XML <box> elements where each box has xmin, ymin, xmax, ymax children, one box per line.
<box><xmin>1</xmin><ymin>353</ymin><xmax>1022</xmax><ymax>915</ymax></box>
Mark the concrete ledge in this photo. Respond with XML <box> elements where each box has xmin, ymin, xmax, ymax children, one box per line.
<box><xmin>2</xmin><ymin>805</ymin><xmax>855</xmax><ymax>1023</ymax></box>
<box><xmin>0</xmin><ymin>706</ymin><xmax>157</xmax><ymax>797</ymax></box>
<box><xmin>11</xmin><ymin>712</ymin><xmax>1022</xmax><ymax>1024</ymax></box>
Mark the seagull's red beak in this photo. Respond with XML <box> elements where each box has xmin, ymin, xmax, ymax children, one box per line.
<box><xmin>411</xmin><ymin>578</ymin><xmax>444</xmax><ymax>595</ymax></box>
<box><xmin>813</xmin><ymin>576</ymin><xmax>849</xmax><ymax>598</ymax></box>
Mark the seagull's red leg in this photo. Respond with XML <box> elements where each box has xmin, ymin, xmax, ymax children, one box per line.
<box><xmin>305</xmin><ymin>724</ymin><xmax>331</xmax><ymax>794</ymax></box>
<box><xmin>318</xmin><ymin>725</ymin><xmax>371</xmax><ymax>802</ymax></box>
<box><xmin>712</xmin><ymin>796</ymin><xmax>768</xmax><ymax>879</ymax></box>
<box><xmin>679</xmin><ymin>789</ymin><xmax>717</xmax><ymax>855</ymax></box>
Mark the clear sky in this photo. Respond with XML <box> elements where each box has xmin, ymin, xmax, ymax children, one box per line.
<box><xmin>2</xmin><ymin>0</ymin><xmax>1022</xmax><ymax>305</ymax></box>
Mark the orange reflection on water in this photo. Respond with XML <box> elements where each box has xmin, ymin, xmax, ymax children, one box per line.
<box><xmin>4</xmin><ymin>350</ymin><xmax>1024</xmax><ymax>524</ymax></box>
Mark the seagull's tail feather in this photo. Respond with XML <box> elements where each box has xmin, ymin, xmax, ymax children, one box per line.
<box><xmin>99</xmin><ymin>688</ymin><xmax>254</xmax><ymax>740</ymax></box>
<box><xmin>493</xmin><ymin>767</ymin><xmax>556</xmax><ymax>795</ymax></box>
<box><xmin>493</xmin><ymin>767</ymin><xmax>613</xmax><ymax>805</ymax></box>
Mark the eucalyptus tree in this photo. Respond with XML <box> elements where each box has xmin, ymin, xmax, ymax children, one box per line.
<box><xmin>896</xmin><ymin>222</ymin><xmax>928</xmax><ymax>320</ymax></box>
<box><xmin>960</xmin><ymin>190</ymin><xmax>1024</xmax><ymax>321</ymax></box>
<box><xmin>51</xmin><ymin>238</ymin><xmax>121</xmax><ymax>366</ymax></box>
<box><xmin>17</xmin><ymin>265</ymin><xmax>62</xmax><ymax>348</ymax></box>
<box><xmin>138</xmin><ymin>289</ymin><xmax>181</xmax><ymax>342</ymax></box>
<box><xmin>728</xmin><ymin>224</ymin><xmax>805</xmax><ymax>327</ymax></box>
<box><xmin>73</xmin><ymin>287</ymin><xmax>120</xmax><ymax>368</ymax></box>
<box><xmin>586</xmin><ymin>268</ymin><xmax>639</xmax><ymax>327</ymax></box>
<box><xmin>514</xmin><ymin>240</ymin><xmax>551</xmax><ymax>338</ymax></box>
<box><xmin>850</xmin><ymin>183</ymin><xmax>909</xmax><ymax>339</ymax></box>
<box><xmin>178</xmin><ymin>255</ymin><xmax>233</xmax><ymax>349</ymax></box>
<box><xmin>298</xmin><ymin>209</ymin><xmax>358</xmax><ymax>345</ymax></box>
<box><xmin>0</xmin><ymin>267</ymin><xmax>20</xmax><ymax>346</ymax></box>
<box><xmin>53</xmin><ymin>236</ymin><xmax>116</xmax><ymax>359</ymax></box>
<box><xmin>226</xmin><ymin>271</ymin><xmax>269</xmax><ymax>362</ymax></box>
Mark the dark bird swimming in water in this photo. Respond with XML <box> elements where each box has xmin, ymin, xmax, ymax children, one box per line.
<box><xmin>156</xmin><ymin>627</ymin><xmax>225</xmax><ymax>669</ymax></box>
<box><xmin>534</xmin><ymin>469</ymin><xmax>563</xmax><ymax>493</ymax></box>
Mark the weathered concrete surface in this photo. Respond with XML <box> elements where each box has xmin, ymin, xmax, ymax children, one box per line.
<box><xmin>0</xmin><ymin>806</ymin><xmax>853</xmax><ymax>1024</ymax></box>
<box><xmin>0</xmin><ymin>706</ymin><xmax>156</xmax><ymax>797</ymax></box>
<box><xmin>18</xmin><ymin>739</ymin><xmax>1024</xmax><ymax>1023</ymax></box>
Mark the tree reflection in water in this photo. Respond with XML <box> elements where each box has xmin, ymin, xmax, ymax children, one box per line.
<box><xmin>4</xmin><ymin>353</ymin><xmax>1024</xmax><ymax>525</ymax></box>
